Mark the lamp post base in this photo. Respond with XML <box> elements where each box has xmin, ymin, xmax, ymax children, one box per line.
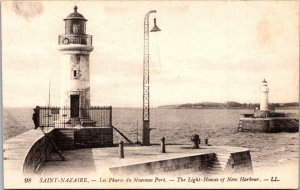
<box><xmin>142</xmin><ymin>120</ymin><xmax>150</xmax><ymax>146</ymax></box>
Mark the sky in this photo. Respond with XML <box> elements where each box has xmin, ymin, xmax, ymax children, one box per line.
<box><xmin>2</xmin><ymin>1</ymin><xmax>299</xmax><ymax>107</ymax></box>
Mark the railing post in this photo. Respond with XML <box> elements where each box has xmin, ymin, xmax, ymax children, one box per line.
<box><xmin>109</xmin><ymin>106</ymin><xmax>112</xmax><ymax>126</ymax></box>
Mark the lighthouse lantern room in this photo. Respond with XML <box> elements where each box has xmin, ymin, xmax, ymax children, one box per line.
<box><xmin>260</xmin><ymin>79</ymin><xmax>269</xmax><ymax>112</ymax></box>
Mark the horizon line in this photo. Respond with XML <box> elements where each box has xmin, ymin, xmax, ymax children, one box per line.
<box><xmin>3</xmin><ymin>101</ymin><xmax>299</xmax><ymax>109</ymax></box>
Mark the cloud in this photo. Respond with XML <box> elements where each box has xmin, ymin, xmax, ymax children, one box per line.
<box><xmin>12</xmin><ymin>1</ymin><xmax>43</xmax><ymax>21</ymax></box>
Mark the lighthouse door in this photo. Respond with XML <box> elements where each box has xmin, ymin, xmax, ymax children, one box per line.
<box><xmin>70</xmin><ymin>95</ymin><xmax>80</xmax><ymax>118</ymax></box>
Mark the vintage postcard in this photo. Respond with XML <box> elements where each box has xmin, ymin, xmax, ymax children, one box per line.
<box><xmin>2</xmin><ymin>0</ymin><xmax>299</xmax><ymax>189</ymax></box>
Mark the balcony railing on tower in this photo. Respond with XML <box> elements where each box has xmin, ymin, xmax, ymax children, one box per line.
<box><xmin>35</xmin><ymin>106</ymin><xmax>112</xmax><ymax>128</ymax></box>
<box><xmin>58</xmin><ymin>34</ymin><xmax>92</xmax><ymax>45</ymax></box>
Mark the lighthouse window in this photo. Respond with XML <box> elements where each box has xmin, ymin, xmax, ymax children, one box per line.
<box><xmin>73</xmin><ymin>69</ymin><xmax>80</xmax><ymax>79</ymax></box>
<box><xmin>73</xmin><ymin>24</ymin><xmax>80</xmax><ymax>34</ymax></box>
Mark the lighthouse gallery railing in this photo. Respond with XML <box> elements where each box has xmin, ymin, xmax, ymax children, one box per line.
<box><xmin>36</xmin><ymin>106</ymin><xmax>112</xmax><ymax>128</ymax></box>
<box><xmin>58</xmin><ymin>34</ymin><xmax>92</xmax><ymax>45</ymax></box>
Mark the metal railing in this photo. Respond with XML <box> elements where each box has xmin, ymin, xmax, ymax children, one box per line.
<box><xmin>35</xmin><ymin>106</ymin><xmax>112</xmax><ymax>128</ymax></box>
<box><xmin>58</xmin><ymin>34</ymin><xmax>92</xmax><ymax>45</ymax></box>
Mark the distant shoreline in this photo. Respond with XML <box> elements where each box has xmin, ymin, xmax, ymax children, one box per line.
<box><xmin>157</xmin><ymin>102</ymin><xmax>299</xmax><ymax>110</ymax></box>
<box><xmin>156</xmin><ymin>107</ymin><xmax>299</xmax><ymax>110</ymax></box>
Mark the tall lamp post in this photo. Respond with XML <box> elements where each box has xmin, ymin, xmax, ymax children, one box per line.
<box><xmin>142</xmin><ymin>10</ymin><xmax>161</xmax><ymax>146</ymax></box>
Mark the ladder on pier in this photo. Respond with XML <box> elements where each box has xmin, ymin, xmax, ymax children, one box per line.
<box><xmin>112</xmin><ymin>126</ymin><xmax>134</xmax><ymax>144</ymax></box>
<box><xmin>47</xmin><ymin>137</ymin><xmax>66</xmax><ymax>161</ymax></box>
<box><xmin>40</xmin><ymin>128</ymin><xmax>66</xmax><ymax>161</ymax></box>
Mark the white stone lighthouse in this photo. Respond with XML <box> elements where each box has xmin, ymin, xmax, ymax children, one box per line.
<box><xmin>260</xmin><ymin>79</ymin><xmax>269</xmax><ymax>111</ymax></box>
<box><xmin>58</xmin><ymin>6</ymin><xmax>93</xmax><ymax>120</ymax></box>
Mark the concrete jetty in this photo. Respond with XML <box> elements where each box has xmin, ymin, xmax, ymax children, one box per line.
<box><xmin>4</xmin><ymin>128</ymin><xmax>253</xmax><ymax>179</ymax></box>
<box><xmin>239</xmin><ymin>116</ymin><xmax>299</xmax><ymax>132</ymax></box>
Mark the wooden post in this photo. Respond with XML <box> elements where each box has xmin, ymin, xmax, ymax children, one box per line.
<box><xmin>161</xmin><ymin>137</ymin><xmax>166</xmax><ymax>153</ymax></box>
<box><xmin>119</xmin><ymin>140</ymin><xmax>124</xmax><ymax>158</ymax></box>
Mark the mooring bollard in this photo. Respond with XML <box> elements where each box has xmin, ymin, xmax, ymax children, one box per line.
<box><xmin>161</xmin><ymin>137</ymin><xmax>166</xmax><ymax>153</ymax></box>
<box><xmin>119</xmin><ymin>140</ymin><xmax>124</xmax><ymax>158</ymax></box>
<box><xmin>205</xmin><ymin>138</ymin><xmax>208</xmax><ymax>146</ymax></box>
<box><xmin>191</xmin><ymin>134</ymin><xmax>200</xmax><ymax>149</ymax></box>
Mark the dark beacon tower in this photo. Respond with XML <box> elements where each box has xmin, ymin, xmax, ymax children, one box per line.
<box><xmin>58</xmin><ymin>6</ymin><xmax>94</xmax><ymax>125</ymax></box>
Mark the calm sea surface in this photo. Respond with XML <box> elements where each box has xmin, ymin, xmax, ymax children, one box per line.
<box><xmin>3</xmin><ymin>107</ymin><xmax>299</xmax><ymax>172</ymax></box>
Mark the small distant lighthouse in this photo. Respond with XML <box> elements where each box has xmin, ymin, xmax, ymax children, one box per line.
<box><xmin>58</xmin><ymin>6</ymin><xmax>93</xmax><ymax>121</ymax></box>
<box><xmin>260</xmin><ymin>79</ymin><xmax>269</xmax><ymax>111</ymax></box>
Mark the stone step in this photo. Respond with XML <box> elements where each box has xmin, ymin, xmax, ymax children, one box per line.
<box><xmin>55</xmin><ymin>136</ymin><xmax>74</xmax><ymax>138</ymax></box>
<box><xmin>209</xmin><ymin>161</ymin><xmax>225</xmax><ymax>165</ymax></box>
<box><xmin>58</xmin><ymin>134</ymin><xmax>74</xmax><ymax>136</ymax></box>
<box><xmin>80</xmin><ymin>119</ymin><xmax>96</xmax><ymax>123</ymax></box>
<box><xmin>79</xmin><ymin>119</ymin><xmax>91</xmax><ymax>121</ymax></box>
<box><xmin>207</xmin><ymin>169</ymin><xmax>221</xmax><ymax>173</ymax></box>
<box><xmin>58</xmin><ymin>133</ymin><xmax>74</xmax><ymax>136</ymax></box>
<box><xmin>209</xmin><ymin>161</ymin><xmax>223</xmax><ymax>166</ymax></box>
<box><xmin>217</xmin><ymin>156</ymin><xmax>230</xmax><ymax>159</ymax></box>
<box><xmin>208</xmin><ymin>167</ymin><xmax>222</xmax><ymax>172</ymax></box>
<box><xmin>58</xmin><ymin>131</ymin><xmax>75</xmax><ymax>134</ymax></box>
<box><xmin>216</xmin><ymin>155</ymin><xmax>230</xmax><ymax>158</ymax></box>
<box><xmin>217</xmin><ymin>159</ymin><xmax>230</xmax><ymax>163</ymax></box>
<box><xmin>216</xmin><ymin>155</ymin><xmax>231</xmax><ymax>158</ymax></box>
<box><xmin>80</xmin><ymin>121</ymin><xmax>95</xmax><ymax>124</ymax></box>
<box><xmin>207</xmin><ymin>172</ymin><xmax>220</xmax><ymax>175</ymax></box>
<box><xmin>216</xmin><ymin>153</ymin><xmax>230</xmax><ymax>156</ymax></box>
<box><xmin>80</xmin><ymin>118</ymin><xmax>93</xmax><ymax>121</ymax></box>
<box><xmin>215</xmin><ymin>154</ymin><xmax>230</xmax><ymax>163</ymax></box>
<box><xmin>216</xmin><ymin>154</ymin><xmax>230</xmax><ymax>156</ymax></box>
<box><xmin>80</xmin><ymin>122</ymin><xmax>95</xmax><ymax>125</ymax></box>
<box><xmin>81</xmin><ymin>123</ymin><xmax>96</xmax><ymax>126</ymax></box>
<box><xmin>209</xmin><ymin>157</ymin><xmax>229</xmax><ymax>172</ymax></box>
<box><xmin>80</xmin><ymin>117</ymin><xmax>91</xmax><ymax>119</ymax></box>
<box><xmin>80</xmin><ymin>118</ymin><xmax>96</xmax><ymax>121</ymax></box>
<box><xmin>210</xmin><ymin>165</ymin><xmax>223</xmax><ymax>169</ymax></box>
<box><xmin>80</xmin><ymin>121</ymin><xmax>95</xmax><ymax>123</ymax></box>
<box><xmin>209</xmin><ymin>161</ymin><xmax>221</xmax><ymax>165</ymax></box>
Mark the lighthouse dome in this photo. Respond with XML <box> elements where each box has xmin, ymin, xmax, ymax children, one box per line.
<box><xmin>63</xmin><ymin>6</ymin><xmax>87</xmax><ymax>35</ymax></box>
<box><xmin>64</xmin><ymin>5</ymin><xmax>87</xmax><ymax>21</ymax></box>
<box><xmin>261</xmin><ymin>78</ymin><xmax>269</xmax><ymax>92</ymax></box>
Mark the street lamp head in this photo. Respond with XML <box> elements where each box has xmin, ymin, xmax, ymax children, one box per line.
<box><xmin>150</xmin><ymin>18</ymin><xmax>161</xmax><ymax>32</ymax></box>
